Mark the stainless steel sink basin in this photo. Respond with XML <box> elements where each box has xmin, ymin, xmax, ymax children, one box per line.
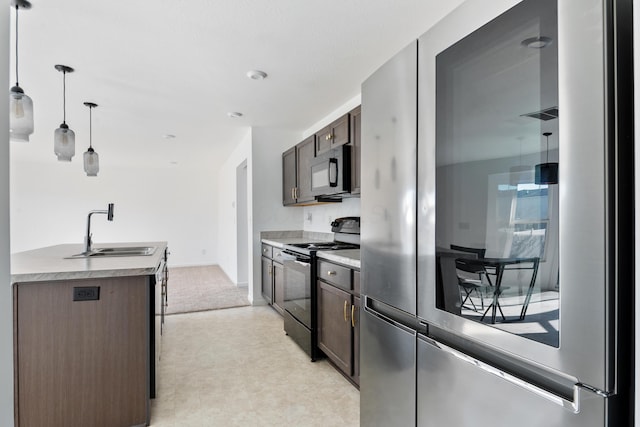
<box><xmin>68</xmin><ymin>246</ymin><xmax>157</xmax><ymax>258</ymax></box>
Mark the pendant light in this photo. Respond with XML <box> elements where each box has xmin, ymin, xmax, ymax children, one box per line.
<box><xmin>54</xmin><ymin>65</ymin><xmax>75</xmax><ymax>161</ymax></box>
<box><xmin>9</xmin><ymin>0</ymin><xmax>34</xmax><ymax>142</ymax></box>
<box><xmin>83</xmin><ymin>102</ymin><xmax>99</xmax><ymax>177</ymax></box>
<box><xmin>535</xmin><ymin>132</ymin><xmax>559</xmax><ymax>185</ymax></box>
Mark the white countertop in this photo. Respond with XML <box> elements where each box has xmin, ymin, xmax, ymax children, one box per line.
<box><xmin>261</xmin><ymin>237</ymin><xmax>334</xmax><ymax>248</ymax></box>
<box><xmin>316</xmin><ymin>249</ymin><xmax>360</xmax><ymax>269</ymax></box>
<box><xmin>11</xmin><ymin>242</ymin><xmax>168</xmax><ymax>284</ymax></box>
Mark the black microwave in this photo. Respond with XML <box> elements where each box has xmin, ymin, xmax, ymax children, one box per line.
<box><xmin>310</xmin><ymin>145</ymin><xmax>351</xmax><ymax>198</ymax></box>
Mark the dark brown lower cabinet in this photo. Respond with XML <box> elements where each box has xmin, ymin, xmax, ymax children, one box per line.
<box><xmin>273</xmin><ymin>261</ymin><xmax>284</xmax><ymax>314</ymax></box>
<box><xmin>318</xmin><ymin>281</ymin><xmax>353</xmax><ymax>374</ymax></box>
<box><xmin>353</xmin><ymin>295</ymin><xmax>360</xmax><ymax>384</ymax></box>
<box><xmin>262</xmin><ymin>256</ymin><xmax>273</xmax><ymax>304</ymax></box>
<box><xmin>317</xmin><ymin>269</ymin><xmax>360</xmax><ymax>386</ymax></box>
<box><xmin>261</xmin><ymin>243</ymin><xmax>284</xmax><ymax>315</ymax></box>
<box><xmin>14</xmin><ymin>276</ymin><xmax>149</xmax><ymax>427</ymax></box>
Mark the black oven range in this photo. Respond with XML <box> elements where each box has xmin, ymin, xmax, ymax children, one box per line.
<box><xmin>281</xmin><ymin>217</ymin><xmax>360</xmax><ymax>361</ymax></box>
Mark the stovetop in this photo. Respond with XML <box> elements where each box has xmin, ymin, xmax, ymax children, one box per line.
<box><xmin>284</xmin><ymin>241</ymin><xmax>359</xmax><ymax>255</ymax></box>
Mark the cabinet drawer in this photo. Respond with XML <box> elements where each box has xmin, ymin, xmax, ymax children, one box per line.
<box><xmin>354</xmin><ymin>270</ymin><xmax>361</xmax><ymax>295</ymax></box>
<box><xmin>272</xmin><ymin>248</ymin><xmax>283</xmax><ymax>263</ymax></box>
<box><xmin>261</xmin><ymin>244</ymin><xmax>273</xmax><ymax>258</ymax></box>
<box><xmin>318</xmin><ymin>260</ymin><xmax>352</xmax><ymax>291</ymax></box>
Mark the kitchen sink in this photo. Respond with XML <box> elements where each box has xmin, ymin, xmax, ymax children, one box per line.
<box><xmin>68</xmin><ymin>246</ymin><xmax>157</xmax><ymax>258</ymax></box>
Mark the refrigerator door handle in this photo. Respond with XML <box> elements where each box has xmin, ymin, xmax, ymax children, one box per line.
<box><xmin>363</xmin><ymin>298</ymin><xmax>417</xmax><ymax>335</ymax></box>
<box><xmin>417</xmin><ymin>334</ymin><xmax>581</xmax><ymax>413</ymax></box>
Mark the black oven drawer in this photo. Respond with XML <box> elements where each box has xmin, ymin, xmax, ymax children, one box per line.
<box><xmin>318</xmin><ymin>260</ymin><xmax>352</xmax><ymax>291</ymax></box>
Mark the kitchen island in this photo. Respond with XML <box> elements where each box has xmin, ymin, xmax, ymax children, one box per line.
<box><xmin>11</xmin><ymin>242</ymin><xmax>168</xmax><ymax>427</ymax></box>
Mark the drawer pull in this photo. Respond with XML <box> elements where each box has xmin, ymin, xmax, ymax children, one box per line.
<box><xmin>327</xmin><ymin>270</ymin><xmax>337</xmax><ymax>276</ymax></box>
<box><xmin>344</xmin><ymin>300</ymin><xmax>348</xmax><ymax>322</ymax></box>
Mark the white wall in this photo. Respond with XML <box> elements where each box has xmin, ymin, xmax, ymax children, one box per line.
<box><xmin>0</xmin><ymin>6</ymin><xmax>13</xmax><ymax>426</ymax></box>
<box><xmin>217</xmin><ymin>127</ymin><xmax>302</xmax><ymax>303</ymax></box>
<box><xmin>10</xmin><ymin>157</ymin><xmax>220</xmax><ymax>267</ymax></box>
<box><xmin>217</xmin><ymin>130</ymin><xmax>251</xmax><ymax>283</ymax></box>
<box><xmin>303</xmin><ymin>198</ymin><xmax>361</xmax><ymax>232</ymax></box>
<box><xmin>249</xmin><ymin>127</ymin><xmax>303</xmax><ymax>303</ymax></box>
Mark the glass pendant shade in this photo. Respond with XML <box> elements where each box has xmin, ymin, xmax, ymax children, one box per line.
<box><xmin>83</xmin><ymin>147</ymin><xmax>99</xmax><ymax>176</ymax></box>
<box><xmin>10</xmin><ymin>86</ymin><xmax>34</xmax><ymax>142</ymax></box>
<box><xmin>53</xmin><ymin>65</ymin><xmax>75</xmax><ymax>161</ymax></box>
<box><xmin>10</xmin><ymin>1</ymin><xmax>34</xmax><ymax>142</ymax></box>
<box><xmin>54</xmin><ymin>123</ymin><xmax>75</xmax><ymax>161</ymax></box>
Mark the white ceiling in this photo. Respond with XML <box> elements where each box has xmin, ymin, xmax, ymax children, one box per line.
<box><xmin>9</xmin><ymin>0</ymin><xmax>464</xmax><ymax>169</ymax></box>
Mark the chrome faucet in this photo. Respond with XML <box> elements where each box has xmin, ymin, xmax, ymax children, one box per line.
<box><xmin>84</xmin><ymin>203</ymin><xmax>114</xmax><ymax>254</ymax></box>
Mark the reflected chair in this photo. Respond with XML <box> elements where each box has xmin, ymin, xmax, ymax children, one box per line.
<box><xmin>450</xmin><ymin>244</ymin><xmax>489</xmax><ymax>311</ymax></box>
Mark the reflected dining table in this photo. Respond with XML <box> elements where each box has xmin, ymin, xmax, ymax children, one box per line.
<box><xmin>459</xmin><ymin>257</ymin><xmax>540</xmax><ymax>324</ymax></box>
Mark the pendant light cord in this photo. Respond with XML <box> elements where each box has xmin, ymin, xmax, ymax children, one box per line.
<box><xmin>14</xmin><ymin>5</ymin><xmax>19</xmax><ymax>87</ymax></box>
<box><xmin>89</xmin><ymin>106</ymin><xmax>93</xmax><ymax>149</ymax></box>
<box><xmin>543</xmin><ymin>132</ymin><xmax>552</xmax><ymax>163</ymax></box>
<box><xmin>62</xmin><ymin>71</ymin><xmax>66</xmax><ymax>124</ymax></box>
<box><xmin>546</xmin><ymin>134</ymin><xmax>549</xmax><ymax>163</ymax></box>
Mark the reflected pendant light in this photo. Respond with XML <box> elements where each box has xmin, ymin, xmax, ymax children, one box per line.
<box><xmin>83</xmin><ymin>102</ymin><xmax>99</xmax><ymax>177</ymax></box>
<box><xmin>54</xmin><ymin>65</ymin><xmax>75</xmax><ymax>161</ymax></box>
<box><xmin>535</xmin><ymin>132</ymin><xmax>559</xmax><ymax>185</ymax></box>
<box><xmin>509</xmin><ymin>137</ymin><xmax>531</xmax><ymax>186</ymax></box>
<box><xmin>9</xmin><ymin>0</ymin><xmax>34</xmax><ymax>142</ymax></box>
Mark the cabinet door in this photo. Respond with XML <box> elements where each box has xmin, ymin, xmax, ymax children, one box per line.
<box><xmin>296</xmin><ymin>135</ymin><xmax>315</xmax><ymax>203</ymax></box>
<box><xmin>315</xmin><ymin>124</ymin><xmax>332</xmax><ymax>155</ymax></box>
<box><xmin>261</xmin><ymin>257</ymin><xmax>273</xmax><ymax>304</ymax></box>
<box><xmin>352</xmin><ymin>295</ymin><xmax>360</xmax><ymax>386</ymax></box>
<box><xmin>273</xmin><ymin>262</ymin><xmax>284</xmax><ymax>315</ymax></box>
<box><xmin>330</xmin><ymin>113</ymin><xmax>350</xmax><ymax>149</ymax></box>
<box><xmin>316</xmin><ymin>113</ymin><xmax>350</xmax><ymax>155</ymax></box>
<box><xmin>282</xmin><ymin>147</ymin><xmax>297</xmax><ymax>205</ymax></box>
<box><xmin>350</xmin><ymin>106</ymin><xmax>361</xmax><ymax>195</ymax></box>
<box><xmin>317</xmin><ymin>281</ymin><xmax>352</xmax><ymax>375</ymax></box>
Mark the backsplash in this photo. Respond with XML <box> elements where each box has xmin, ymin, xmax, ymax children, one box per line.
<box><xmin>303</xmin><ymin>198</ymin><xmax>361</xmax><ymax>232</ymax></box>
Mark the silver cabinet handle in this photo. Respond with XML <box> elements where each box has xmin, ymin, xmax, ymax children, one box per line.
<box><xmin>327</xmin><ymin>271</ymin><xmax>337</xmax><ymax>276</ymax></box>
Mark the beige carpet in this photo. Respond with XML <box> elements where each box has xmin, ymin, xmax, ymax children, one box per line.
<box><xmin>165</xmin><ymin>265</ymin><xmax>249</xmax><ymax>315</ymax></box>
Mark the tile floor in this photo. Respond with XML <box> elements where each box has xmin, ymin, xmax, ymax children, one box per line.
<box><xmin>150</xmin><ymin>306</ymin><xmax>360</xmax><ymax>426</ymax></box>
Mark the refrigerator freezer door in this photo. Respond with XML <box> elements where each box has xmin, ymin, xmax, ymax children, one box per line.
<box><xmin>361</xmin><ymin>40</ymin><xmax>418</xmax><ymax>316</ymax></box>
<box><xmin>417</xmin><ymin>0</ymin><xmax>631</xmax><ymax>393</ymax></box>
<box><xmin>361</xmin><ymin>306</ymin><xmax>416</xmax><ymax>427</ymax></box>
<box><xmin>417</xmin><ymin>336</ymin><xmax>606</xmax><ymax>427</ymax></box>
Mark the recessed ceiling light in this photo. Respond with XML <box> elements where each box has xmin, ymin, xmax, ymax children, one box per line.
<box><xmin>162</xmin><ymin>134</ymin><xmax>176</xmax><ymax>139</ymax></box>
<box><xmin>228</xmin><ymin>112</ymin><xmax>243</xmax><ymax>118</ymax></box>
<box><xmin>246</xmin><ymin>70</ymin><xmax>267</xmax><ymax>80</ymax></box>
<box><xmin>521</xmin><ymin>36</ymin><xmax>552</xmax><ymax>49</ymax></box>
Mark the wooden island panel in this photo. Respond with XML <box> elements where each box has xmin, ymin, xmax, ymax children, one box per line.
<box><xmin>14</xmin><ymin>276</ymin><xmax>148</xmax><ymax>427</ymax></box>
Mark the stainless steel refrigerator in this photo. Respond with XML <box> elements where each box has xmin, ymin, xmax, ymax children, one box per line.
<box><xmin>360</xmin><ymin>0</ymin><xmax>634</xmax><ymax>426</ymax></box>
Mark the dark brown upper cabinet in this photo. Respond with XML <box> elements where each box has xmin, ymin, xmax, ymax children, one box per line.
<box><xmin>315</xmin><ymin>113</ymin><xmax>350</xmax><ymax>155</ymax></box>
<box><xmin>349</xmin><ymin>105</ymin><xmax>361</xmax><ymax>195</ymax></box>
<box><xmin>282</xmin><ymin>135</ymin><xmax>315</xmax><ymax>206</ymax></box>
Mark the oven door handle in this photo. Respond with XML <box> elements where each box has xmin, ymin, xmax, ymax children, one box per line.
<box><xmin>281</xmin><ymin>250</ymin><xmax>311</xmax><ymax>264</ymax></box>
